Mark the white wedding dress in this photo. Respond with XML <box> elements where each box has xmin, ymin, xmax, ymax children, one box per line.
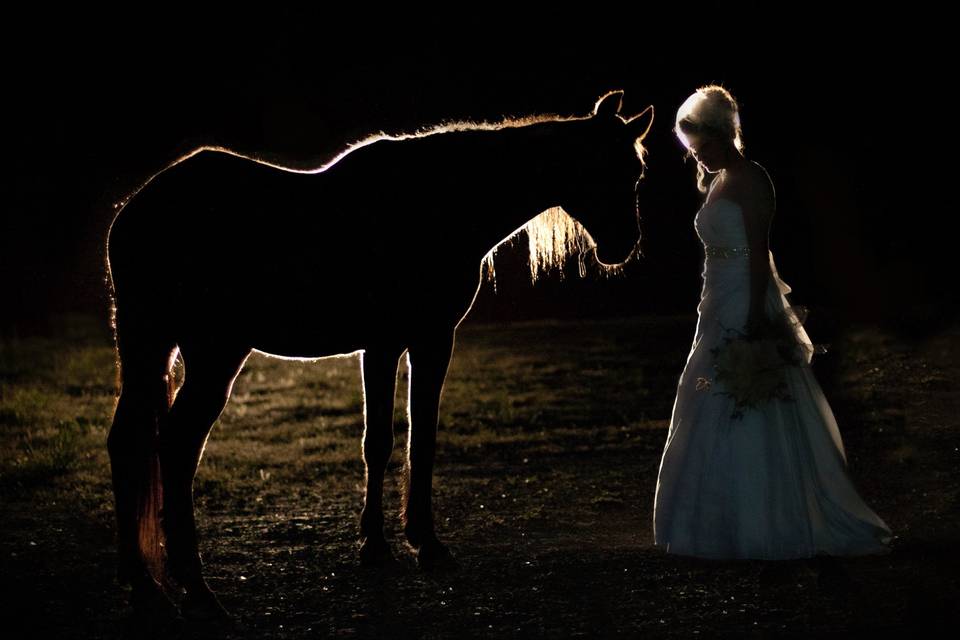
<box><xmin>653</xmin><ymin>196</ymin><xmax>893</xmax><ymax>559</ymax></box>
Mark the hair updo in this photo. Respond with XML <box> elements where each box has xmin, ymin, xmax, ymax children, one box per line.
<box><xmin>674</xmin><ymin>85</ymin><xmax>744</xmax><ymax>192</ymax></box>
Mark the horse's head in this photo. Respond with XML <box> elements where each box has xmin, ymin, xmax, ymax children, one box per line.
<box><xmin>561</xmin><ymin>91</ymin><xmax>653</xmax><ymax>268</ymax></box>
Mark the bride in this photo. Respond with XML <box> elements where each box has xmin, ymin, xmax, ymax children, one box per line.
<box><xmin>653</xmin><ymin>85</ymin><xmax>893</xmax><ymax>560</ymax></box>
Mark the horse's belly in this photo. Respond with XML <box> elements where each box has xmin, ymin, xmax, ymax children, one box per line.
<box><xmin>169</xmin><ymin>252</ymin><xmax>478</xmax><ymax>356</ymax></box>
<box><xmin>251</xmin><ymin>341</ymin><xmax>365</xmax><ymax>360</ymax></box>
<box><xmin>248</xmin><ymin>315</ymin><xmax>367</xmax><ymax>359</ymax></box>
<box><xmin>240</xmin><ymin>297</ymin><xmax>375</xmax><ymax>358</ymax></box>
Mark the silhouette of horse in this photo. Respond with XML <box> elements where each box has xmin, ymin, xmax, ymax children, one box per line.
<box><xmin>106</xmin><ymin>90</ymin><xmax>652</xmax><ymax>621</ymax></box>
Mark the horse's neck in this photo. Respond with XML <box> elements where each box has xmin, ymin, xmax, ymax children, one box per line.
<box><xmin>460</xmin><ymin>124</ymin><xmax>573</xmax><ymax>254</ymax></box>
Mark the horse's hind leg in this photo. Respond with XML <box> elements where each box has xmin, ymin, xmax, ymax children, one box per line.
<box><xmin>107</xmin><ymin>324</ymin><xmax>178</xmax><ymax>622</ymax></box>
<box><xmin>158</xmin><ymin>344</ymin><xmax>249</xmax><ymax>621</ymax></box>
<box><xmin>358</xmin><ymin>347</ymin><xmax>402</xmax><ymax>565</ymax></box>
<box><xmin>403</xmin><ymin>330</ymin><xmax>457</xmax><ymax>570</ymax></box>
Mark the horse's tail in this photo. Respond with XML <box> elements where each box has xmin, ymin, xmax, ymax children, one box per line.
<box><xmin>106</xmin><ymin>240</ymin><xmax>177</xmax><ymax>585</ymax></box>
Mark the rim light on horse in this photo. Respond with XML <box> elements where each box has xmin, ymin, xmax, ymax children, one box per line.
<box><xmin>105</xmin><ymin>90</ymin><xmax>652</xmax><ymax>622</ymax></box>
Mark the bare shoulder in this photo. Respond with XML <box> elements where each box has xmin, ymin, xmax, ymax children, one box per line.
<box><xmin>728</xmin><ymin>160</ymin><xmax>775</xmax><ymax>211</ymax></box>
<box><xmin>746</xmin><ymin>160</ymin><xmax>776</xmax><ymax>202</ymax></box>
<box><xmin>724</xmin><ymin>161</ymin><xmax>775</xmax><ymax>229</ymax></box>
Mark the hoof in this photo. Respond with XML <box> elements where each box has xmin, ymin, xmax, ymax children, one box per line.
<box><xmin>182</xmin><ymin>585</ymin><xmax>233</xmax><ymax>627</ymax></box>
<box><xmin>415</xmin><ymin>538</ymin><xmax>458</xmax><ymax>572</ymax></box>
<box><xmin>127</xmin><ymin>584</ymin><xmax>183</xmax><ymax>639</ymax></box>
<box><xmin>359</xmin><ymin>536</ymin><xmax>395</xmax><ymax>567</ymax></box>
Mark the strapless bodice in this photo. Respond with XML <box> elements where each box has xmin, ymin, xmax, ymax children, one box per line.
<box><xmin>695</xmin><ymin>197</ymin><xmax>750</xmax><ymax>254</ymax></box>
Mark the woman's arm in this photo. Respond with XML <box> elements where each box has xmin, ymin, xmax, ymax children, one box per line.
<box><xmin>735</xmin><ymin>165</ymin><xmax>776</xmax><ymax>336</ymax></box>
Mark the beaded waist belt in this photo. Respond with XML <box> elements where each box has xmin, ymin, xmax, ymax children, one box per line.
<box><xmin>705</xmin><ymin>245</ymin><xmax>751</xmax><ymax>258</ymax></box>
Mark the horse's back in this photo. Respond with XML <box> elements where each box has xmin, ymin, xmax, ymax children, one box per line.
<box><xmin>106</xmin><ymin>143</ymin><xmax>493</xmax><ymax>356</ymax></box>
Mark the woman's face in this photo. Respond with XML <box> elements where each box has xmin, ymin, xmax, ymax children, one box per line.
<box><xmin>687</xmin><ymin>134</ymin><xmax>724</xmax><ymax>173</ymax></box>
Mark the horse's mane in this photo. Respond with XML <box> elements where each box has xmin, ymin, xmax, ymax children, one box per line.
<box><xmin>115</xmin><ymin>92</ymin><xmax>630</xmax><ymax>284</ymax></box>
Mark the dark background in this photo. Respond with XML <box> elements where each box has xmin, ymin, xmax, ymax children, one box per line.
<box><xmin>2</xmin><ymin>6</ymin><xmax>951</xmax><ymax>338</ymax></box>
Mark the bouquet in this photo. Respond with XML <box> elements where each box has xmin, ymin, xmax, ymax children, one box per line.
<box><xmin>701</xmin><ymin>312</ymin><xmax>814</xmax><ymax>420</ymax></box>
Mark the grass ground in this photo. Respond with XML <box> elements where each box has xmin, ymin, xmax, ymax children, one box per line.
<box><xmin>1</xmin><ymin>314</ymin><xmax>958</xmax><ymax>638</ymax></box>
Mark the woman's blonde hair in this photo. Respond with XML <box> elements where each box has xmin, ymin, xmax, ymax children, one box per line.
<box><xmin>674</xmin><ymin>85</ymin><xmax>744</xmax><ymax>192</ymax></box>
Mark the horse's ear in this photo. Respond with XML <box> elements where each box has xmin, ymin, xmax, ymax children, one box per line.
<box><xmin>593</xmin><ymin>90</ymin><xmax>624</xmax><ymax>118</ymax></box>
<box><xmin>625</xmin><ymin>105</ymin><xmax>655</xmax><ymax>141</ymax></box>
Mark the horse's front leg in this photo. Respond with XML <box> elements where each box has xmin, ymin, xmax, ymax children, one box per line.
<box><xmin>403</xmin><ymin>330</ymin><xmax>456</xmax><ymax>570</ymax></box>
<box><xmin>358</xmin><ymin>348</ymin><xmax>402</xmax><ymax>565</ymax></box>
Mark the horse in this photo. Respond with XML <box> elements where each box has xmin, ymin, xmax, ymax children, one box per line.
<box><xmin>105</xmin><ymin>89</ymin><xmax>653</xmax><ymax>622</ymax></box>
